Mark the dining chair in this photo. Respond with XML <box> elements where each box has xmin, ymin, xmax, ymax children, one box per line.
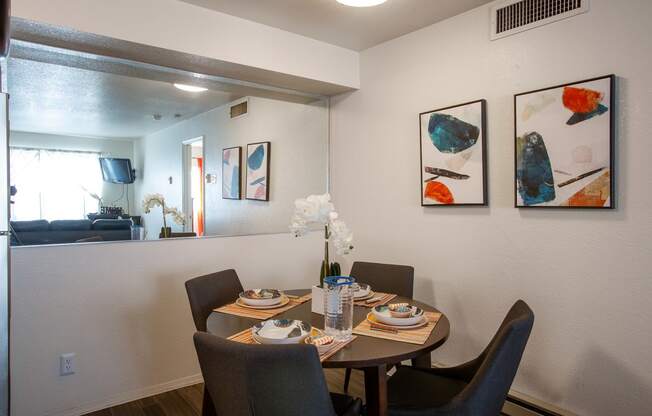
<box><xmin>349</xmin><ymin>261</ymin><xmax>414</xmax><ymax>298</ymax></box>
<box><xmin>385</xmin><ymin>300</ymin><xmax>535</xmax><ymax>416</ymax></box>
<box><xmin>344</xmin><ymin>261</ymin><xmax>415</xmax><ymax>392</ymax></box>
<box><xmin>193</xmin><ymin>332</ymin><xmax>363</xmax><ymax>416</ymax></box>
<box><xmin>185</xmin><ymin>269</ymin><xmax>244</xmax><ymax>332</ymax></box>
<box><xmin>185</xmin><ymin>269</ymin><xmax>244</xmax><ymax>416</ymax></box>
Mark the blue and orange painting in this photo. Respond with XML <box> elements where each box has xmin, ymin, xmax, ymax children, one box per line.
<box><xmin>246</xmin><ymin>142</ymin><xmax>270</xmax><ymax>201</ymax></box>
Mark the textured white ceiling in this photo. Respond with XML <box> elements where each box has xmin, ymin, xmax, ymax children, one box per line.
<box><xmin>7</xmin><ymin>57</ymin><xmax>241</xmax><ymax>139</ymax></box>
<box><xmin>181</xmin><ymin>0</ymin><xmax>493</xmax><ymax>50</ymax></box>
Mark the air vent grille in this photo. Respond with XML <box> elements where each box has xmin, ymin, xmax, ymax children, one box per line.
<box><xmin>491</xmin><ymin>0</ymin><xmax>589</xmax><ymax>40</ymax></box>
<box><xmin>230</xmin><ymin>101</ymin><xmax>248</xmax><ymax>118</ymax></box>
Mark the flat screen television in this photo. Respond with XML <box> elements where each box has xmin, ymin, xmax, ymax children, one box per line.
<box><xmin>99</xmin><ymin>158</ymin><xmax>135</xmax><ymax>184</ymax></box>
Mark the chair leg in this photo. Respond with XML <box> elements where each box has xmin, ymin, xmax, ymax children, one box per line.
<box><xmin>343</xmin><ymin>368</ymin><xmax>352</xmax><ymax>393</ymax></box>
<box><xmin>202</xmin><ymin>386</ymin><xmax>217</xmax><ymax>416</ymax></box>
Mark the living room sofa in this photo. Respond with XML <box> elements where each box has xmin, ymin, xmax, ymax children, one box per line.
<box><xmin>10</xmin><ymin>219</ymin><xmax>133</xmax><ymax>246</ymax></box>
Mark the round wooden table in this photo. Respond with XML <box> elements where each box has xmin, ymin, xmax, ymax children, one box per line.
<box><xmin>207</xmin><ymin>289</ymin><xmax>450</xmax><ymax>416</ymax></box>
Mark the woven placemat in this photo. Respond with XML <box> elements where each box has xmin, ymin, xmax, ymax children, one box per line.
<box><xmin>214</xmin><ymin>293</ymin><xmax>311</xmax><ymax>320</ymax></box>
<box><xmin>354</xmin><ymin>292</ymin><xmax>397</xmax><ymax>308</ymax></box>
<box><xmin>228</xmin><ymin>327</ymin><xmax>357</xmax><ymax>362</ymax></box>
<box><xmin>352</xmin><ymin>311</ymin><xmax>442</xmax><ymax>345</ymax></box>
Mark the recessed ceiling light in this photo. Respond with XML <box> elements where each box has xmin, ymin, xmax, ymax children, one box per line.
<box><xmin>336</xmin><ymin>0</ymin><xmax>387</xmax><ymax>7</ymax></box>
<box><xmin>173</xmin><ymin>83</ymin><xmax>208</xmax><ymax>93</ymax></box>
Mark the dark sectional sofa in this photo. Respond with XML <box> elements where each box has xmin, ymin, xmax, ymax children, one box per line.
<box><xmin>10</xmin><ymin>219</ymin><xmax>133</xmax><ymax>246</ymax></box>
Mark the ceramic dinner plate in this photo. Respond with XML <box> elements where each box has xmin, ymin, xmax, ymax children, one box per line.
<box><xmin>239</xmin><ymin>289</ymin><xmax>283</xmax><ymax>306</ymax></box>
<box><xmin>371</xmin><ymin>305</ymin><xmax>424</xmax><ymax>326</ymax></box>
<box><xmin>366</xmin><ymin>313</ymin><xmax>428</xmax><ymax>330</ymax></box>
<box><xmin>354</xmin><ymin>283</ymin><xmax>372</xmax><ymax>299</ymax></box>
<box><xmin>252</xmin><ymin>319</ymin><xmax>311</xmax><ymax>344</ymax></box>
<box><xmin>235</xmin><ymin>295</ymin><xmax>289</xmax><ymax>310</ymax></box>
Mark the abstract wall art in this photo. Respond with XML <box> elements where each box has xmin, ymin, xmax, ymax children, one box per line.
<box><xmin>222</xmin><ymin>146</ymin><xmax>241</xmax><ymax>200</ymax></box>
<box><xmin>419</xmin><ymin>99</ymin><xmax>487</xmax><ymax>206</ymax></box>
<box><xmin>246</xmin><ymin>141</ymin><xmax>271</xmax><ymax>201</ymax></box>
<box><xmin>514</xmin><ymin>75</ymin><xmax>615</xmax><ymax>208</ymax></box>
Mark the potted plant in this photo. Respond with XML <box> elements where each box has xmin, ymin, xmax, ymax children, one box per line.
<box><xmin>290</xmin><ymin>193</ymin><xmax>354</xmax><ymax>314</ymax></box>
<box><xmin>142</xmin><ymin>193</ymin><xmax>186</xmax><ymax>238</ymax></box>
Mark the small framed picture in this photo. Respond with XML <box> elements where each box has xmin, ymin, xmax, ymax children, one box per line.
<box><xmin>419</xmin><ymin>99</ymin><xmax>487</xmax><ymax>206</ymax></box>
<box><xmin>222</xmin><ymin>146</ymin><xmax>241</xmax><ymax>200</ymax></box>
<box><xmin>245</xmin><ymin>141</ymin><xmax>271</xmax><ymax>201</ymax></box>
<box><xmin>514</xmin><ymin>75</ymin><xmax>615</xmax><ymax>208</ymax></box>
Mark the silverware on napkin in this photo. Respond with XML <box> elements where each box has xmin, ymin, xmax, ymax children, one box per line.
<box><xmin>370</xmin><ymin>324</ymin><xmax>398</xmax><ymax>334</ymax></box>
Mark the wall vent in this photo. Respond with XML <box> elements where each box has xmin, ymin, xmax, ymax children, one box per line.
<box><xmin>230</xmin><ymin>101</ymin><xmax>248</xmax><ymax>119</ymax></box>
<box><xmin>490</xmin><ymin>0</ymin><xmax>589</xmax><ymax>40</ymax></box>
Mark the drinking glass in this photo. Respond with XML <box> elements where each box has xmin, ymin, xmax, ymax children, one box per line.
<box><xmin>323</xmin><ymin>276</ymin><xmax>356</xmax><ymax>341</ymax></box>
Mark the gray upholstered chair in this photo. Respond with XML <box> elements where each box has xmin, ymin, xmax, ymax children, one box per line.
<box><xmin>193</xmin><ymin>332</ymin><xmax>363</xmax><ymax>416</ymax></box>
<box><xmin>350</xmin><ymin>261</ymin><xmax>415</xmax><ymax>298</ymax></box>
<box><xmin>185</xmin><ymin>269</ymin><xmax>244</xmax><ymax>416</ymax></box>
<box><xmin>185</xmin><ymin>269</ymin><xmax>244</xmax><ymax>332</ymax></box>
<box><xmin>386</xmin><ymin>300</ymin><xmax>535</xmax><ymax>416</ymax></box>
<box><xmin>344</xmin><ymin>261</ymin><xmax>415</xmax><ymax>392</ymax></box>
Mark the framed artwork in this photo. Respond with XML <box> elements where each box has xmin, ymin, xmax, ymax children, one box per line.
<box><xmin>246</xmin><ymin>141</ymin><xmax>271</xmax><ymax>201</ymax></box>
<box><xmin>222</xmin><ymin>146</ymin><xmax>241</xmax><ymax>199</ymax></box>
<box><xmin>514</xmin><ymin>74</ymin><xmax>615</xmax><ymax>208</ymax></box>
<box><xmin>419</xmin><ymin>99</ymin><xmax>487</xmax><ymax>206</ymax></box>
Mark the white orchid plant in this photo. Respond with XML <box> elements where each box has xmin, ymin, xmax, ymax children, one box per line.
<box><xmin>142</xmin><ymin>193</ymin><xmax>186</xmax><ymax>238</ymax></box>
<box><xmin>290</xmin><ymin>193</ymin><xmax>353</xmax><ymax>285</ymax></box>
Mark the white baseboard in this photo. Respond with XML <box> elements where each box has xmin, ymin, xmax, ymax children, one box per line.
<box><xmin>46</xmin><ymin>373</ymin><xmax>204</xmax><ymax>416</ymax></box>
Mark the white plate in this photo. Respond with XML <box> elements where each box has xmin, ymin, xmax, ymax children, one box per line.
<box><xmin>235</xmin><ymin>295</ymin><xmax>289</xmax><ymax>310</ymax></box>
<box><xmin>366</xmin><ymin>313</ymin><xmax>429</xmax><ymax>330</ymax></box>
<box><xmin>354</xmin><ymin>283</ymin><xmax>372</xmax><ymax>299</ymax></box>
<box><xmin>371</xmin><ymin>305</ymin><xmax>424</xmax><ymax>326</ymax></box>
<box><xmin>239</xmin><ymin>289</ymin><xmax>283</xmax><ymax>306</ymax></box>
<box><xmin>252</xmin><ymin>319</ymin><xmax>311</xmax><ymax>345</ymax></box>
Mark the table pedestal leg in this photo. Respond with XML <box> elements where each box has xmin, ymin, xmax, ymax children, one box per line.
<box><xmin>364</xmin><ymin>364</ymin><xmax>388</xmax><ymax>416</ymax></box>
<box><xmin>411</xmin><ymin>352</ymin><xmax>432</xmax><ymax>369</ymax></box>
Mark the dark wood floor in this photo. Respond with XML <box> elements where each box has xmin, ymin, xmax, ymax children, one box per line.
<box><xmin>83</xmin><ymin>369</ymin><xmax>366</xmax><ymax>416</ymax></box>
<box><xmin>84</xmin><ymin>368</ymin><xmax>509</xmax><ymax>416</ymax></box>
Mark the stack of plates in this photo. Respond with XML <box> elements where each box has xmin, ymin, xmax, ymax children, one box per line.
<box><xmin>368</xmin><ymin>304</ymin><xmax>428</xmax><ymax>330</ymax></box>
<box><xmin>252</xmin><ymin>319</ymin><xmax>312</xmax><ymax>345</ymax></box>
<box><xmin>353</xmin><ymin>283</ymin><xmax>374</xmax><ymax>301</ymax></box>
<box><xmin>237</xmin><ymin>289</ymin><xmax>289</xmax><ymax>309</ymax></box>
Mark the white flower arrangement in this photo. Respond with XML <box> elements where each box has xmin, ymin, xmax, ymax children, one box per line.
<box><xmin>290</xmin><ymin>193</ymin><xmax>353</xmax><ymax>256</ymax></box>
<box><xmin>142</xmin><ymin>193</ymin><xmax>186</xmax><ymax>237</ymax></box>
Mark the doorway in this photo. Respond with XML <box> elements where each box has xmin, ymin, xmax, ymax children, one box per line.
<box><xmin>182</xmin><ymin>137</ymin><xmax>204</xmax><ymax>237</ymax></box>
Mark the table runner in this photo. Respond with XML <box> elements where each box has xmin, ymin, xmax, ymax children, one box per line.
<box><xmin>214</xmin><ymin>293</ymin><xmax>312</xmax><ymax>320</ymax></box>
<box><xmin>227</xmin><ymin>328</ymin><xmax>357</xmax><ymax>362</ymax></box>
<box><xmin>354</xmin><ymin>292</ymin><xmax>397</xmax><ymax>308</ymax></box>
<box><xmin>352</xmin><ymin>311</ymin><xmax>442</xmax><ymax>345</ymax></box>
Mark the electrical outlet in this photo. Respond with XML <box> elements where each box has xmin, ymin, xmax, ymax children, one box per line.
<box><xmin>60</xmin><ymin>353</ymin><xmax>75</xmax><ymax>376</ymax></box>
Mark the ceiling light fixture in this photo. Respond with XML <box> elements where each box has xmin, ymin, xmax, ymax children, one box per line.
<box><xmin>336</xmin><ymin>0</ymin><xmax>387</xmax><ymax>7</ymax></box>
<box><xmin>173</xmin><ymin>83</ymin><xmax>208</xmax><ymax>93</ymax></box>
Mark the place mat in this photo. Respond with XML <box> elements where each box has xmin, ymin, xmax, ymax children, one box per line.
<box><xmin>353</xmin><ymin>311</ymin><xmax>442</xmax><ymax>345</ymax></box>
<box><xmin>214</xmin><ymin>293</ymin><xmax>311</xmax><ymax>320</ymax></box>
<box><xmin>354</xmin><ymin>292</ymin><xmax>397</xmax><ymax>308</ymax></box>
<box><xmin>228</xmin><ymin>327</ymin><xmax>357</xmax><ymax>362</ymax></box>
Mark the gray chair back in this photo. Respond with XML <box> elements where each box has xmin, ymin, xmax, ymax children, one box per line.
<box><xmin>193</xmin><ymin>332</ymin><xmax>338</xmax><ymax>416</ymax></box>
<box><xmin>185</xmin><ymin>269</ymin><xmax>243</xmax><ymax>332</ymax></box>
<box><xmin>461</xmin><ymin>300</ymin><xmax>534</xmax><ymax>415</ymax></box>
<box><xmin>350</xmin><ymin>261</ymin><xmax>414</xmax><ymax>298</ymax></box>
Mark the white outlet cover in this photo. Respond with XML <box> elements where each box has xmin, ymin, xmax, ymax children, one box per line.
<box><xmin>60</xmin><ymin>353</ymin><xmax>75</xmax><ymax>376</ymax></box>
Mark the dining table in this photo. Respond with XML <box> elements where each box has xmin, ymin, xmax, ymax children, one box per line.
<box><xmin>206</xmin><ymin>289</ymin><xmax>450</xmax><ymax>416</ymax></box>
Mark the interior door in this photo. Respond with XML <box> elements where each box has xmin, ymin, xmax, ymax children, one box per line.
<box><xmin>0</xmin><ymin>92</ymin><xmax>10</xmax><ymax>416</ymax></box>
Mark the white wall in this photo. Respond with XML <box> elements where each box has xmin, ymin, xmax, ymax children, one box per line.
<box><xmin>9</xmin><ymin>131</ymin><xmax>136</xmax><ymax>215</ymax></box>
<box><xmin>329</xmin><ymin>1</ymin><xmax>652</xmax><ymax>415</ymax></box>
<box><xmin>134</xmin><ymin>96</ymin><xmax>328</xmax><ymax>238</ymax></box>
<box><xmin>12</xmin><ymin>0</ymin><xmax>359</xmax><ymax>90</ymax></box>
<box><xmin>10</xmin><ymin>232</ymin><xmax>324</xmax><ymax>416</ymax></box>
